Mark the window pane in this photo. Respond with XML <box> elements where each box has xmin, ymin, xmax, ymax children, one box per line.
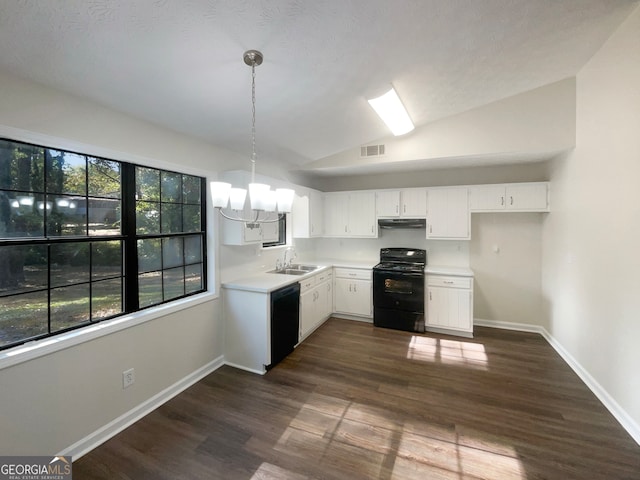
<box><xmin>0</xmin><ymin>140</ymin><xmax>45</xmax><ymax>192</ymax></box>
<box><xmin>50</xmin><ymin>243</ymin><xmax>90</xmax><ymax>287</ymax></box>
<box><xmin>139</xmin><ymin>271</ymin><xmax>162</xmax><ymax>308</ymax></box>
<box><xmin>46</xmin><ymin>150</ymin><xmax>86</xmax><ymax>195</ymax></box>
<box><xmin>92</xmin><ymin>241</ymin><xmax>123</xmax><ymax>280</ymax></box>
<box><xmin>50</xmin><ymin>284</ymin><xmax>91</xmax><ymax>332</ymax></box>
<box><xmin>92</xmin><ymin>278</ymin><xmax>123</xmax><ymax>320</ymax></box>
<box><xmin>161</xmin><ymin>172</ymin><xmax>181</xmax><ymax>203</ymax></box>
<box><xmin>185</xmin><ymin>264</ymin><xmax>202</xmax><ymax>294</ymax></box>
<box><xmin>46</xmin><ymin>194</ymin><xmax>87</xmax><ymax>236</ymax></box>
<box><xmin>137</xmin><ymin>238</ymin><xmax>161</xmax><ymax>273</ymax></box>
<box><xmin>136</xmin><ymin>167</ymin><xmax>159</xmax><ymax>201</ymax></box>
<box><xmin>162</xmin><ymin>237</ymin><xmax>183</xmax><ymax>269</ymax></box>
<box><xmin>88</xmin><ymin>158</ymin><xmax>121</xmax><ymax>198</ymax></box>
<box><xmin>161</xmin><ymin>203</ymin><xmax>182</xmax><ymax>233</ymax></box>
<box><xmin>88</xmin><ymin>197</ymin><xmax>121</xmax><ymax>236</ymax></box>
<box><xmin>0</xmin><ymin>245</ymin><xmax>47</xmax><ymax>296</ymax></box>
<box><xmin>163</xmin><ymin>267</ymin><xmax>184</xmax><ymax>301</ymax></box>
<box><xmin>1</xmin><ymin>192</ymin><xmax>45</xmax><ymax>238</ymax></box>
<box><xmin>184</xmin><ymin>235</ymin><xmax>202</xmax><ymax>264</ymax></box>
<box><xmin>182</xmin><ymin>204</ymin><xmax>201</xmax><ymax>232</ymax></box>
<box><xmin>183</xmin><ymin>175</ymin><xmax>200</xmax><ymax>204</ymax></box>
<box><xmin>136</xmin><ymin>201</ymin><xmax>160</xmax><ymax>234</ymax></box>
<box><xmin>0</xmin><ymin>291</ymin><xmax>48</xmax><ymax>347</ymax></box>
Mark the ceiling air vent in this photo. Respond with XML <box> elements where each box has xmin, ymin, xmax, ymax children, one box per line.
<box><xmin>360</xmin><ymin>144</ymin><xmax>385</xmax><ymax>158</ymax></box>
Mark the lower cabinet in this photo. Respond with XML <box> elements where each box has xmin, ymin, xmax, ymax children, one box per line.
<box><xmin>299</xmin><ymin>270</ymin><xmax>333</xmax><ymax>341</ymax></box>
<box><xmin>333</xmin><ymin>268</ymin><xmax>372</xmax><ymax>318</ymax></box>
<box><xmin>425</xmin><ymin>273</ymin><xmax>474</xmax><ymax>337</ymax></box>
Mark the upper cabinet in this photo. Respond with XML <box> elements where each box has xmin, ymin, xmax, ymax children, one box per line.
<box><xmin>324</xmin><ymin>191</ymin><xmax>377</xmax><ymax>238</ymax></box>
<box><xmin>376</xmin><ymin>188</ymin><xmax>427</xmax><ymax>218</ymax></box>
<box><xmin>292</xmin><ymin>189</ymin><xmax>324</xmax><ymax>238</ymax></box>
<box><xmin>426</xmin><ymin>187</ymin><xmax>470</xmax><ymax>240</ymax></box>
<box><xmin>469</xmin><ymin>182</ymin><xmax>549</xmax><ymax>212</ymax></box>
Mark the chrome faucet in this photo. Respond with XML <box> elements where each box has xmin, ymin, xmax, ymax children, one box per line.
<box><xmin>283</xmin><ymin>247</ymin><xmax>296</xmax><ymax>268</ymax></box>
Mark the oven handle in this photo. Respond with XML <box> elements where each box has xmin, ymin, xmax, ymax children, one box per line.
<box><xmin>374</xmin><ymin>271</ymin><xmax>425</xmax><ymax>278</ymax></box>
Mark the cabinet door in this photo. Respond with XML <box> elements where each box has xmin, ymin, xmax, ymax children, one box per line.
<box><xmin>506</xmin><ymin>184</ymin><xmax>548</xmax><ymax>211</ymax></box>
<box><xmin>469</xmin><ymin>185</ymin><xmax>506</xmax><ymax>211</ymax></box>
<box><xmin>348</xmin><ymin>191</ymin><xmax>377</xmax><ymax>237</ymax></box>
<box><xmin>324</xmin><ymin>193</ymin><xmax>349</xmax><ymax>237</ymax></box>
<box><xmin>334</xmin><ymin>278</ymin><xmax>371</xmax><ymax>316</ymax></box>
<box><xmin>426</xmin><ymin>286</ymin><xmax>472</xmax><ymax>331</ymax></box>
<box><xmin>309</xmin><ymin>191</ymin><xmax>324</xmax><ymax>236</ymax></box>
<box><xmin>427</xmin><ymin>188</ymin><xmax>470</xmax><ymax>239</ymax></box>
<box><xmin>243</xmin><ymin>222</ymin><xmax>263</xmax><ymax>243</ymax></box>
<box><xmin>299</xmin><ymin>288</ymin><xmax>316</xmax><ymax>340</ymax></box>
<box><xmin>260</xmin><ymin>220</ymin><xmax>279</xmax><ymax>243</ymax></box>
<box><xmin>401</xmin><ymin>188</ymin><xmax>427</xmax><ymax>217</ymax></box>
<box><xmin>376</xmin><ymin>190</ymin><xmax>401</xmax><ymax>217</ymax></box>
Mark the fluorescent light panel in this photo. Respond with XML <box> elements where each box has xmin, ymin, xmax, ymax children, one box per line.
<box><xmin>368</xmin><ymin>87</ymin><xmax>414</xmax><ymax>136</ymax></box>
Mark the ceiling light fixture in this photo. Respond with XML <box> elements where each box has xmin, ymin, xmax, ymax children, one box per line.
<box><xmin>210</xmin><ymin>50</ymin><xmax>294</xmax><ymax>222</ymax></box>
<box><xmin>367</xmin><ymin>87</ymin><xmax>414</xmax><ymax>136</ymax></box>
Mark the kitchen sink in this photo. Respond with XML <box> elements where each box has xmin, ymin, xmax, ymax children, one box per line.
<box><xmin>267</xmin><ymin>264</ymin><xmax>323</xmax><ymax>275</ymax></box>
<box><xmin>288</xmin><ymin>264</ymin><xmax>320</xmax><ymax>271</ymax></box>
<box><xmin>268</xmin><ymin>268</ymin><xmax>309</xmax><ymax>276</ymax></box>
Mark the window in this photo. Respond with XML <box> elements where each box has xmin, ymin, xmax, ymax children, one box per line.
<box><xmin>262</xmin><ymin>214</ymin><xmax>287</xmax><ymax>248</ymax></box>
<box><xmin>0</xmin><ymin>138</ymin><xmax>207</xmax><ymax>351</ymax></box>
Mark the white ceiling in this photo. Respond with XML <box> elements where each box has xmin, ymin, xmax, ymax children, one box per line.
<box><xmin>0</xmin><ymin>0</ymin><xmax>636</xmax><ymax>173</ymax></box>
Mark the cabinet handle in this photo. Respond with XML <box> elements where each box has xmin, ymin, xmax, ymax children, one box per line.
<box><xmin>510</xmin><ymin>196</ymin><xmax>514</xmax><ymax>205</ymax></box>
<box><xmin>429</xmin><ymin>291</ymin><xmax>432</xmax><ymax>301</ymax></box>
<box><xmin>403</xmin><ymin>204</ymin><xmax>406</xmax><ymax>213</ymax></box>
<box><xmin>354</xmin><ymin>284</ymin><xmax>357</xmax><ymax>293</ymax></box>
<box><xmin>429</xmin><ymin>225</ymin><xmax>432</xmax><ymax>234</ymax></box>
<box><xmin>345</xmin><ymin>225</ymin><xmax>348</xmax><ymax>233</ymax></box>
<box><xmin>371</xmin><ymin>225</ymin><xmax>374</xmax><ymax>233</ymax></box>
<box><xmin>444</xmin><ymin>280</ymin><xmax>454</xmax><ymax>284</ymax></box>
<box><xmin>349</xmin><ymin>284</ymin><xmax>352</xmax><ymax>292</ymax></box>
<box><xmin>501</xmin><ymin>196</ymin><xmax>504</xmax><ymax>206</ymax></box>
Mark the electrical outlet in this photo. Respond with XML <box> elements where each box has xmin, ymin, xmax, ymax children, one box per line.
<box><xmin>122</xmin><ymin>368</ymin><xmax>135</xmax><ymax>389</ymax></box>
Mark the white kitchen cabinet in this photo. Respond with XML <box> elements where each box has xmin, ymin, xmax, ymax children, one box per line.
<box><xmin>426</xmin><ymin>187</ymin><xmax>470</xmax><ymax>240</ymax></box>
<box><xmin>333</xmin><ymin>268</ymin><xmax>372</xmax><ymax>318</ymax></box>
<box><xmin>376</xmin><ymin>188</ymin><xmax>427</xmax><ymax>218</ymax></box>
<box><xmin>324</xmin><ymin>191</ymin><xmax>376</xmax><ymax>238</ymax></box>
<box><xmin>469</xmin><ymin>182</ymin><xmax>549</xmax><ymax>212</ymax></box>
<box><xmin>425</xmin><ymin>273</ymin><xmax>473</xmax><ymax>338</ymax></box>
<box><xmin>260</xmin><ymin>219</ymin><xmax>280</xmax><ymax>243</ymax></box>
<box><xmin>299</xmin><ymin>269</ymin><xmax>333</xmax><ymax>341</ymax></box>
<box><xmin>292</xmin><ymin>190</ymin><xmax>324</xmax><ymax>238</ymax></box>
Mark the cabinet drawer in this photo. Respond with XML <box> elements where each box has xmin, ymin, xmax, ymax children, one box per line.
<box><xmin>427</xmin><ymin>275</ymin><xmax>472</xmax><ymax>289</ymax></box>
<box><xmin>334</xmin><ymin>268</ymin><xmax>372</xmax><ymax>280</ymax></box>
<box><xmin>316</xmin><ymin>270</ymin><xmax>333</xmax><ymax>283</ymax></box>
<box><xmin>299</xmin><ymin>276</ymin><xmax>317</xmax><ymax>292</ymax></box>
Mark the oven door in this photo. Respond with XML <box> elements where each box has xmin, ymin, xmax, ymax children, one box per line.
<box><xmin>373</xmin><ymin>269</ymin><xmax>424</xmax><ymax>312</ymax></box>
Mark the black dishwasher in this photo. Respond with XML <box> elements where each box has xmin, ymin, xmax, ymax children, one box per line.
<box><xmin>267</xmin><ymin>283</ymin><xmax>300</xmax><ymax>370</ymax></box>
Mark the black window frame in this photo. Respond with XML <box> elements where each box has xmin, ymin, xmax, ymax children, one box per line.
<box><xmin>262</xmin><ymin>213</ymin><xmax>287</xmax><ymax>248</ymax></box>
<box><xmin>0</xmin><ymin>137</ymin><xmax>207</xmax><ymax>352</ymax></box>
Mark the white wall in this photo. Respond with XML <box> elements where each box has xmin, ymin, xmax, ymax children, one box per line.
<box><xmin>542</xmin><ymin>4</ymin><xmax>640</xmax><ymax>439</ymax></box>
<box><xmin>0</xmin><ymin>71</ymin><xmax>237</xmax><ymax>455</ymax></box>
<box><xmin>471</xmin><ymin>213</ymin><xmax>545</xmax><ymax>328</ymax></box>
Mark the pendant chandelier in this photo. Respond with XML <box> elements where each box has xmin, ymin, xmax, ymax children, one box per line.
<box><xmin>210</xmin><ymin>50</ymin><xmax>294</xmax><ymax>222</ymax></box>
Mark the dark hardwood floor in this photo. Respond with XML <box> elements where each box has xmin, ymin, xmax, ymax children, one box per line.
<box><xmin>74</xmin><ymin>318</ymin><xmax>640</xmax><ymax>479</ymax></box>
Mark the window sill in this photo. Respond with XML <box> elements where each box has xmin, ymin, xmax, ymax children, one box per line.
<box><xmin>0</xmin><ymin>291</ymin><xmax>217</xmax><ymax>371</ymax></box>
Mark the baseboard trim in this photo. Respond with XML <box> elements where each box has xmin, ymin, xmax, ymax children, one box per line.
<box><xmin>62</xmin><ymin>354</ymin><xmax>225</xmax><ymax>461</ymax></box>
<box><xmin>224</xmin><ymin>361</ymin><xmax>266</xmax><ymax>376</ymax></box>
<box><xmin>475</xmin><ymin>318</ymin><xmax>640</xmax><ymax>446</ymax></box>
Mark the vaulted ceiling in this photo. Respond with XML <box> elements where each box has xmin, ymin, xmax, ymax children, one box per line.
<box><xmin>0</xmin><ymin>0</ymin><xmax>636</xmax><ymax>173</ymax></box>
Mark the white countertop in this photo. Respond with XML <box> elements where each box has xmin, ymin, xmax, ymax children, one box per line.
<box><xmin>222</xmin><ymin>259</ymin><xmax>376</xmax><ymax>293</ymax></box>
<box><xmin>425</xmin><ymin>265</ymin><xmax>474</xmax><ymax>277</ymax></box>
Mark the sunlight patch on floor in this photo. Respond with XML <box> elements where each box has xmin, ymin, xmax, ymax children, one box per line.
<box><xmin>273</xmin><ymin>393</ymin><xmax>527</xmax><ymax>478</ymax></box>
<box><xmin>406</xmin><ymin>336</ymin><xmax>489</xmax><ymax>370</ymax></box>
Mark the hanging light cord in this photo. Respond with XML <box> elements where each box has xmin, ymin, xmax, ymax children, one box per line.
<box><xmin>250</xmin><ymin>59</ymin><xmax>257</xmax><ymax>183</ymax></box>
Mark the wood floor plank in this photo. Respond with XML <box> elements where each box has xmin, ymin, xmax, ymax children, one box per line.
<box><xmin>74</xmin><ymin>319</ymin><xmax>640</xmax><ymax>479</ymax></box>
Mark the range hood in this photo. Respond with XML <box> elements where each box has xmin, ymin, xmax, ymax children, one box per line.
<box><xmin>378</xmin><ymin>218</ymin><xmax>426</xmax><ymax>229</ymax></box>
